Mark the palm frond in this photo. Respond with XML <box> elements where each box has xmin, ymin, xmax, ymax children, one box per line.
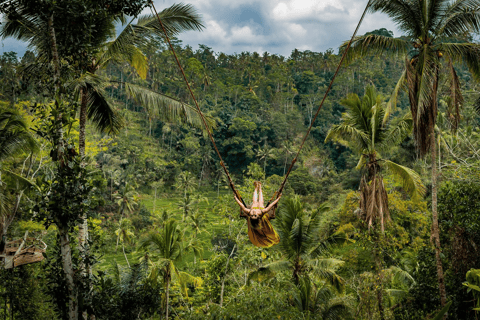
<box><xmin>341</xmin><ymin>34</ymin><xmax>409</xmax><ymax>64</ymax></box>
<box><xmin>138</xmin><ymin>3</ymin><xmax>204</xmax><ymax>38</ymax></box>
<box><xmin>387</xmin><ymin>265</ymin><xmax>416</xmax><ymax>288</ymax></box>
<box><xmin>101</xmin><ymin>22</ymin><xmax>149</xmax><ymax>79</ymax></box>
<box><xmin>84</xmin><ymin>80</ymin><xmax>124</xmax><ymax>135</ymax></box>
<box><xmin>1</xmin><ymin>169</ymin><xmax>39</xmax><ymax>191</ymax></box>
<box><xmin>325</xmin><ymin>124</ymin><xmax>371</xmax><ymax>152</ymax></box>
<box><xmin>384</xmin><ymin>69</ymin><xmax>406</xmax><ymax>124</ymax></box>
<box><xmin>368</xmin><ymin>0</ymin><xmax>423</xmax><ymax>36</ymax></box>
<box><xmin>440</xmin><ymin>0</ymin><xmax>480</xmax><ymax>37</ymax></box>
<box><xmin>0</xmin><ymin>111</ymin><xmax>38</xmax><ymax>160</ymax></box>
<box><xmin>310</xmin><ymin>258</ymin><xmax>345</xmax><ymax>292</ymax></box>
<box><xmin>124</xmin><ymin>82</ymin><xmax>215</xmax><ymax>131</ymax></box>
<box><xmin>446</xmin><ymin>58</ymin><xmax>463</xmax><ymax>132</ymax></box>
<box><xmin>247</xmin><ymin>261</ymin><xmax>292</xmax><ymax>284</ymax></box>
<box><xmin>380</xmin><ymin>113</ymin><xmax>413</xmax><ymax>151</ymax></box>
<box><xmin>383</xmin><ymin>160</ymin><xmax>426</xmax><ymax>199</ymax></box>
<box><xmin>440</xmin><ymin>42</ymin><xmax>480</xmax><ymax>81</ymax></box>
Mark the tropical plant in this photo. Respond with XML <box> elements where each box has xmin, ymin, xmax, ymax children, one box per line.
<box><xmin>292</xmin><ymin>276</ymin><xmax>352</xmax><ymax>320</ymax></box>
<box><xmin>250</xmin><ymin>197</ymin><xmax>345</xmax><ymax>290</ymax></box>
<box><xmin>114</xmin><ymin>183</ymin><xmax>139</xmax><ymax>219</ymax></box>
<box><xmin>0</xmin><ymin>2</ymin><xmax>208</xmax><ymax>255</ymax></box>
<box><xmin>325</xmin><ymin>86</ymin><xmax>425</xmax><ymax>232</ymax></box>
<box><xmin>115</xmin><ymin>218</ymin><xmax>135</xmax><ymax>267</ymax></box>
<box><xmin>139</xmin><ymin>219</ymin><xmax>201</xmax><ymax>320</ymax></box>
<box><xmin>0</xmin><ymin>109</ymin><xmax>37</xmax><ymax>162</ymax></box>
<box><xmin>342</xmin><ymin>0</ymin><xmax>480</xmax><ymax>306</ymax></box>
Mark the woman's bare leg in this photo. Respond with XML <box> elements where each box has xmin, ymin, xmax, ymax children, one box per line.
<box><xmin>252</xmin><ymin>182</ymin><xmax>259</xmax><ymax>208</ymax></box>
<box><xmin>257</xmin><ymin>182</ymin><xmax>264</xmax><ymax>208</ymax></box>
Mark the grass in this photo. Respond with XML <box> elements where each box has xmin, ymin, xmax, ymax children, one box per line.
<box><xmin>95</xmin><ymin>189</ymin><xmax>238</xmax><ymax>271</ymax></box>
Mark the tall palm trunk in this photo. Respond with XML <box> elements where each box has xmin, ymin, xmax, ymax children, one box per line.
<box><xmin>165</xmin><ymin>271</ymin><xmax>170</xmax><ymax>320</ymax></box>
<box><xmin>59</xmin><ymin>225</ymin><xmax>78</xmax><ymax>320</ymax></box>
<box><xmin>50</xmin><ymin>14</ymin><xmax>77</xmax><ymax>320</ymax></box>
<box><xmin>122</xmin><ymin>242</ymin><xmax>130</xmax><ymax>268</ymax></box>
<box><xmin>431</xmin><ymin>128</ymin><xmax>447</xmax><ymax>307</ymax></box>
<box><xmin>78</xmin><ymin>88</ymin><xmax>89</xmax><ymax>251</ymax></box>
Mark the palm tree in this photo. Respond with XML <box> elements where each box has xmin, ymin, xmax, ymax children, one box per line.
<box><xmin>256</xmin><ymin>140</ymin><xmax>274</xmax><ymax>176</ymax></box>
<box><xmin>342</xmin><ymin>0</ymin><xmax>480</xmax><ymax>306</ymax></box>
<box><xmin>115</xmin><ymin>218</ymin><xmax>135</xmax><ymax>268</ymax></box>
<box><xmin>250</xmin><ymin>197</ymin><xmax>345</xmax><ymax>290</ymax></box>
<box><xmin>0</xmin><ymin>3</ymin><xmax>208</xmax><ymax>252</ymax></box>
<box><xmin>114</xmin><ymin>184</ymin><xmax>138</xmax><ymax>252</ymax></box>
<box><xmin>0</xmin><ymin>109</ymin><xmax>38</xmax><ymax>240</ymax></box>
<box><xmin>0</xmin><ymin>110</ymin><xmax>37</xmax><ymax>162</ymax></box>
<box><xmin>140</xmin><ymin>219</ymin><xmax>200</xmax><ymax>320</ymax></box>
<box><xmin>292</xmin><ymin>276</ymin><xmax>352</xmax><ymax>320</ymax></box>
<box><xmin>174</xmin><ymin>171</ymin><xmax>197</xmax><ymax>200</ymax></box>
<box><xmin>325</xmin><ymin>86</ymin><xmax>425</xmax><ymax>232</ymax></box>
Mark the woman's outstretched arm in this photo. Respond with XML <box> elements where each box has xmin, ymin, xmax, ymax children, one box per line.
<box><xmin>261</xmin><ymin>194</ymin><xmax>282</xmax><ymax>214</ymax></box>
<box><xmin>235</xmin><ymin>195</ymin><xmax>250</xmax><ymax>215</ymax></box>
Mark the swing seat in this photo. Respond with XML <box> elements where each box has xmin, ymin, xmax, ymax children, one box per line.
<box><xmin>1</xmin><ymin>238</ymin><xmax>46</xmax><ymax>269</ymax></box>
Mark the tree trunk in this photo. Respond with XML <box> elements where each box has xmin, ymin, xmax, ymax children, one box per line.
<box><xmin>78</xmin><ymin>88</ymin><xmax>89</xmax><ymax>268</ymax></box>
<box><xmin>165</xmin><ymin>275</ymin><xmax>170</xmax><ymax>320</ymax></box>
<box><xmin>122</xmin><ymin>243</ymin><xmax>130</xmax><ymax>268</ymax></box>
<box><xmin>374</xmin><ymin>238</ymin><xmax>385</xmax><ymax>320</ymax></box>
<box><xmin>220</xmin><ymin>245</ymin><xmax>236</xmax><ymax>306</ymax></box>
<box><xmin>59</xmin><ymin>226</ymin><xmax>78</xmax><ymax>320</ymax></box>
<box><xmin>153</xmin><ymin>187</ymin><xmax>157</xmax><ymax>213</ymax></box>
<box><xmin>431</xmin><ymin>129</ymin><xmax>447</xmax><ymax>307</ymax></box>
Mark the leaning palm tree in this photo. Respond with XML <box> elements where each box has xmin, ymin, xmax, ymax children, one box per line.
<box><xmin>0</xmin><ymin>109</ymin><xmax>38</xmax><ymax>240</ymax></box>
<box><xmin>115</xmin><ymin>218</ymin><xmax>135</xmax><ymax>268</ymax></box>
<box><xmin>325</xmin><ymin>86</ymin><xmax>425</xmax><ymax>232</ymax></box>
<box><xmin>0</xmin><ymin>110</ymin><xmax>37</xmax><ymax>162</ymax></box>
<box><xmin>341</xmin><ymin>0</ymin><xmax>480</xmax><ymax>306</ymax></box>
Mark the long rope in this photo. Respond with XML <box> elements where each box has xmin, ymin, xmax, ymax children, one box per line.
<box><xmin>150</xmin><ymin>0</ymin><xmax>371</xmax><ymax>208</ymax></box>
<box><xmin>269</xmin><ymin>0</ymin><xmax>372</xmax><ymax>205</ymax></box>
<box><xmin>149</xmin><ymin>1</ymin><xmax>245</xmax><ymax>206</ymax></box>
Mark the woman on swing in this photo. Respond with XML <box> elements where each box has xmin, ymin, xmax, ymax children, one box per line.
<box><xmin>234</xmin><ymin>181</ymin><xmax>282</xmax><ymax>248</ymax></box>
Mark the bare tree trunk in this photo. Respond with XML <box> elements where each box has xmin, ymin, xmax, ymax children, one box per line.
<box><xmin>122</xmin><ymin>243</ymin><xmax>130</xmax><ymax>268</ymax></box>
<box><xmin>165</xmin><ymin>275</ymin><xmax>170</xmax><ymax>320</ymax></box>
<box><xmin>59</xmin><ymin>226</ymin><xmax>78</xmax><ymax>320</ymax></box>
<box><xmin>220</xmin><ymin>244</ymin><xmax>236</xmax><ymax>307</ymax></box>
<box><xmin>78</xmin><ymin>88</ymin><xmax>89</xmax><ymax>257</ymax></box>
<box><xmin>153</xmin><ymin>187</ymin><xmax>157</xmax><ymax>213</ymax></box>
<box><xmin>374</xmin><ymin>239</ymin><xmax>385</xmax><ymax>320</ymax></box>
<box><xmin>431</xmin><ymin>129</ymin><xmax>447</xmax><ymax>307</ymax></box>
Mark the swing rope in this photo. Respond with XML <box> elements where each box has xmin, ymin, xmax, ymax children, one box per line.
<box><xmin>149</xmin><ymin>0</ymin><xmax>372</xmax><ymax>208</ymax></box>
<box><xmin>149</xmin><ymin>1</ymin><xmax>245</xmax><ymax>206</ymax></box>
<box><xmin>267</xmin><ymin>0</ymin><xmax>372</xmax><ymax>206</ymax></box>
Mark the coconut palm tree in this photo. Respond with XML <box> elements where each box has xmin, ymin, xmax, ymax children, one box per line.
<box><xmin>325</xmin><ymin>86</ymin><xmax>425</xmax><ymax>232</ymax></box>
<box><xmin>250</xmin><ymin>197</ymin><xmax>345</xmax><ymax>290</ymax></box>
<box><xmin>341</xmin><ymin>0</ymin><xmax>480</xmax><ymax>306</ymax></box>
<box><xmin>292</xmin><ymin>276</ymin><xmax>352</xmax><ymax>320</ymax></box>
<box><xmin>0</xmin><ymin>109</ymin><xmax>38</xmax><ymax>240</ymax></box>
<box><xmin>0</xmin><ymin>2</ymin><xmax>209</xmax><ymax>268</ymax></box>
<box><xmin>139</xmin><ymin>219</ymin><xmax>201</xmax><ymax>320</ymax></box>
<box><xmin>115</xmin><ymin>218</ymin><xmax>135</xmax><ymax>268</ymax></box>
<box><xmin>0</xmin><ymin>110</ymin><xmax>37</xmax><ymax>162</ymax></box>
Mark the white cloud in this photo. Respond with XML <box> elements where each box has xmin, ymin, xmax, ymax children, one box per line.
<box><xmin>4</xmin><ymin>0</ymin><xmax>401</xmax><ymax>57</ymax></box>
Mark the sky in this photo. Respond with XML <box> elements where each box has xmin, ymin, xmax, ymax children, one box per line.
<box><xmin>1</xmin><ymin>0</ymin><xmax>400</xmax><ymax>58</ymax></box>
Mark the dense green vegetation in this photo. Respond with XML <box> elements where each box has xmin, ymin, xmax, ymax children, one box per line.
<box><xmin>1</xmin><ymin>1</ymin><xmax>480</xmax><ymax>319</ymax></box>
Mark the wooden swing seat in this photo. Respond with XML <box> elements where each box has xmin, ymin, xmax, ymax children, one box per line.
<box><xmin>1</xmin><ymin>238</ymin><xmax>47</xmax><ymax>269</ymax></box>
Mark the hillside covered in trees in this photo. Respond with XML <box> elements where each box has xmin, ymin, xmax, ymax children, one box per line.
<box><xmin>1</xmin><ymin>1</ymin><xmax>480</xmax><ymax>319</ymax></box>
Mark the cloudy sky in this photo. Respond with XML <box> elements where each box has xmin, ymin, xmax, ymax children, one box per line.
<box><xmin>1</xmin><ymin>0</ymin><xmax>400</xmax><ymax>57</ymax></box>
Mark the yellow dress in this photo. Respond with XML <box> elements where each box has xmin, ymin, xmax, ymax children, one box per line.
<box><xmin>246</xmin><ymin>214</ymin><xmax>280</xmax><ymax>248</ymax></box>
